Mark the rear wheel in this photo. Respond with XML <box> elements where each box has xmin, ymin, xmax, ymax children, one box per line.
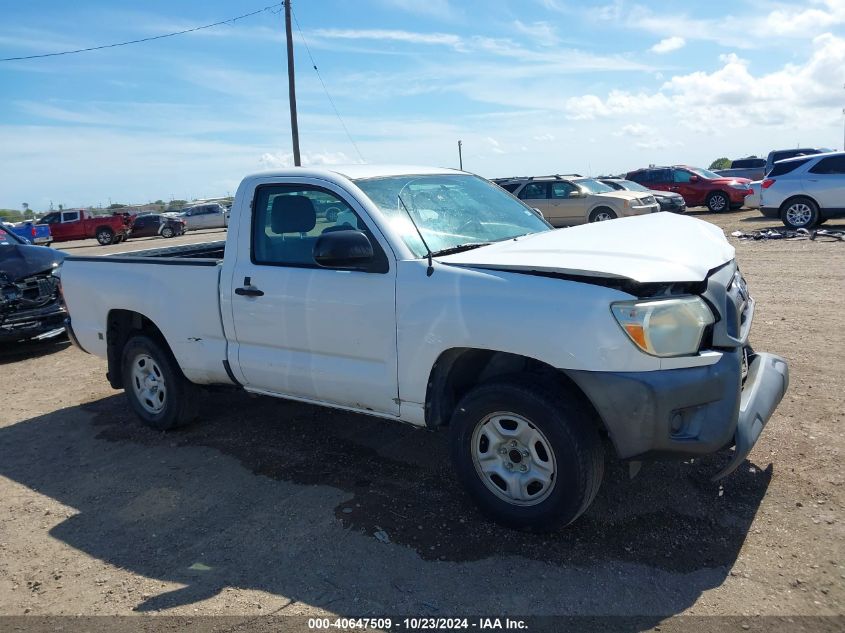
<box><xmin>780</xmin><ymin>197</ymin><xmax>820</xmax><ymax>229</ymax></box>
<box><xmin>96</xmin><ymin>227</ymin><xmax>115</xmax><ymax>245</ymax></box>
<box><xmin>706</xmin><ymin>191</ymin><xmax>729</xmax><ymax>213</ymax></box>
<box><xmin>588</xmin><ymin>207</ymin><xmax>617</xmax><ymax>222</ymax></box>
<box><xmin>450</xmin><ymin>377</ymin><xmax>604</xmax><ymax>529</ymax></box>
<box><xmin>121</xmin><ymin>334</ymin><xmax>199</xmax><ymax>431</ymax></box>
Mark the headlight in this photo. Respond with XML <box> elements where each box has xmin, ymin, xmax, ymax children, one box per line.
<box><xmin>611</xmin><ymin>296</ymin><xmax>714</xmax><ymax>357</ymax></box>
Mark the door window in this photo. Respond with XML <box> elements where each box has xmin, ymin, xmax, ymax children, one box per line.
<box><xmin>39</xmin><ymin>213</ymin><xmax>60</xmax><ymax>224</ymax></box>
<box><xmin>251</xmin><ymin>185</ymin><xmax>369</xmax><ymax>268</ymax></box>
<box><xmin>61</xmin><ymin>211</ymin><xmax>80</xmax><ymax>222</ymax></box>
<box><xmin>672</xmin><ymin>170</ymin><xmax>693</xmax><ymax>183</ymax></box>
<box><xmin>551</xmin><ymin>182</ymin><xmax>577</xmax><ymax>198</ymax></box>
<box><xmin>809</xmin><ymin>156</ymin><xmax>845</xmax><ymax>175</ymax></box>
<box><xmin>517</xmin><ymin>182</ymin><xmax>548</xmax><ymax>200</ymax></box>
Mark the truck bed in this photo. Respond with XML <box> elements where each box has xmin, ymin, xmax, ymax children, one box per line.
<box><xmin>67</xmin><ymin>240</ymin><xmax>226</xmax><ymax>264</ymax></box>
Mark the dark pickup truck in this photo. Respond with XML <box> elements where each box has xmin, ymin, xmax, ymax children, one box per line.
<box><xmin>0</xmin><ymin>228</ymin><xmax>66</xmax><ymax>342</ymax></box>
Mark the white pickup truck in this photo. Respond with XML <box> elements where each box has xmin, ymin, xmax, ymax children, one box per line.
<box><xmin>60</xmin><ymin>165</ymin><xmax>789</xmax><ymax>529</ymax></box>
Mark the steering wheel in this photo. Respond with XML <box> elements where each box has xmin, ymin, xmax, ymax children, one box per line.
<box><xmin>456</xmin><ymin>217</ymin><xmax>485</xmax><ymax>236</ymax></box>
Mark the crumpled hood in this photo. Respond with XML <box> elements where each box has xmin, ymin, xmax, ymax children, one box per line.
<box><xmin>437</xmin><ymin>213</ymin><xmax>734</xmax><ymax>283</ymax></box>
<box><xmin>0</xmin><ymin>244</ymin><xmax>65</xmax><ymax>282</ymax></box>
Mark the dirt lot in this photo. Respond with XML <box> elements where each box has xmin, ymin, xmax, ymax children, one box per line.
<box><xmin>0</xmin><ymin>212</ymin><xmax>843</xmax><ymax>625</ymax></box>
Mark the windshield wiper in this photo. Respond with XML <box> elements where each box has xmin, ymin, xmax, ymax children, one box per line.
<box><xmin>430</xmin><ymin>242</ymin><xmax>491</xmax><ymax>257</ymax></box>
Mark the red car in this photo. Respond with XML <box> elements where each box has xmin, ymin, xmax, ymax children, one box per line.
<box><xmin>37</xmin><ymin>209</ymin><xmax>131</xmax><ymax>245</ymax></box>
<box><xmin>626</xmin><ymin>166</ymin><xmax>753</xmax><ymax>213</ymax></box>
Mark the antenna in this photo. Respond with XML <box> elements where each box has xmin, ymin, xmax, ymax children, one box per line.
<box><xmin>397</xmin><ymin>193</ymin><xmax>434</xmax><ymax>277</ymax></box>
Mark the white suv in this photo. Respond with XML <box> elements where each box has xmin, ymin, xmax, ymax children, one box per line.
<box><xmin>495</xmin><ymin>175</ymin><xmax>659</xmax><ymax>227</ymax></box>
<box><xmin>760</xmin><ymin>151</ymin><xmax>845</xmax><ymax>229</ymax></box>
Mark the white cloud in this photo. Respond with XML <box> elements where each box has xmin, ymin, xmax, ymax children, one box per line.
<box><xmin>513</xmin><ymin>20</ymin><xmax>560</xmax><ymax>47</ymax></box>
<box><xmin>596</xmin><ymin>0</ymin><xmax>845</xmax><ymax>48</ymax></box>
<box><xmin>310</xmin><ymin>28</ymin><xmax>464</xmax><ymax>49</ymax></box>
<box><xmin>259</xmin><ymin>151</ymin><xmax>358</xmax><ymax>169</ymax></box>
<box><xmin>617</xmin><ymin>123</ymin><xmax>652</xmax><ymax>138</ymax></box>
<box><xmin>377</xmin><ymin>0</ymin><xmax>456</xmax><ymax>20</ymax></box>
<box><xmin>650</xmin><ymin>36</ymin><xmax>685</xmax><ymax>54</ymax></box>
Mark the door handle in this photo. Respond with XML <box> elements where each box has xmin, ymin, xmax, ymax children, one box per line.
<box><xmin>235</xmin><ymin>287</ymin><xmax>264</xmax><ymax>297</ymax></box>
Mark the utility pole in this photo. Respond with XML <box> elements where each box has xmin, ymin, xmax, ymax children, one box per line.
<box><xmin>284</xmin><ymin>0</ymin><xmax>301</xmax><ymax>166</ymax></box>
<box><xmin>457</xmin><ymin>140</ymin><xmax>463</xmax><ymax>170</ymax></box>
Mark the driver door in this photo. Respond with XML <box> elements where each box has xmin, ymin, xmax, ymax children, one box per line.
<box><xmin>550</xmin><ymin>181</ymin><xmax>586</xmax><ymax>225</ymax></box>
<box><xmin>225</xmin><ymin>181</ymin><xmax>399</xmax><ymax>416</ymax></box>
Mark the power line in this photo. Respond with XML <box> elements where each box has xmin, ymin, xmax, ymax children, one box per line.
<box><xmin>291</xmin><ymin>6</ymin><xmax>365</xmax><ymax>163</ymax></box>
<box><xmin>0</xmin><ymin>3</ymin><xmax>284</xmax><ymax>62</ymax></box>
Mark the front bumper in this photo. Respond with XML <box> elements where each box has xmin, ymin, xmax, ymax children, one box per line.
<box><xmin>565</xmin><ymin>349</ymin><xmax>788</xmax><ymax>478</ymax></box>
<box><xmin>0</xmin><ymin>302</ymin><xmax>67</xmax><ymax>342</ymax></box>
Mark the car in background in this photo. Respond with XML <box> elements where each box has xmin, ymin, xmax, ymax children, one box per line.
<box><xmin>178</xmin><ymin>203</ymin><xmax>228</xmax><ymax>230</ymax></box>
<box><xmin>626</xmin><ymin>166</ymin><xmax>753</xmax><ymax>213</ymax></box>
<box><xmin>598</xmin><ymin>178</ymin><xmax>686</xmax><ymax>213</ymax></box>
<box><xmin>0</xmin><ymin>227</ymin><xmax>66</xmax><ymax>343</ymax></box>
<box><xmin>765</xmin><ymin>148</ymin><xmax>831</xmax><ymax>177</ymax></box>
<box><xmin>494</xmin><ymin>175</ymin><xmax>659</xmax><ymax>226</ymax></box>
<box><xmin>714</xmin><ymin>157</ymin><xmax>766</xmax><ymax>182</ymax></box>
<box><xmin>760</xmin><ymin>151</ymin><xmax>845</xmax><ymax>229</ymax></box>
<box><xmin>129</xmin><ymin>214</ymin><xmax>187</xmax><ymax>239</ymax></box>
<box><xmin>36</xmin><ymin>208</ymin><xmax>131</xmax><ymax>245</ymax></box>
<box><xmin>4</xmin><ymin>222</ymin><xmax>52</xmax><ymax>246</ymax></box>
<box><xmin>745</xmin><ymin>182</ymin><xmax>762</xmax><ymax>209</ymax></box>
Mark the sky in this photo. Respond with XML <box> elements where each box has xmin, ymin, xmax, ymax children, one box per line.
<box><xmin>1</xmin><ymin>0</ymin><xmax>844</xmax><ymax>210</ymax></box>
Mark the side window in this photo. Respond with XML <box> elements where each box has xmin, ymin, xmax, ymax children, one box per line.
<box><xmin>252</xmin><ymin>185</ymin><xmax>363</xmax><ymax>267</ymax></box>
<box><xmin>673</xmin><ymin>170</ymin><xmax>692</xmax><ymax>183</ymax></box>
<box><xmin>551</xmin><ymin>182</ymin><xmax>576</xmax><ymax>198</ymax></box>
<box><xmin>809</xmin><ymin>156</ymin><xmax>845</xmax><ymax>175</ymax></box>
<box><xmin>40</xmin><ymin>213</ymin><xmax>60</xmax><ymax>224</ymax></box>
<box><xmin>629</xmin><ymin>171</ymin><xmax>649</xmax><ymax>183</ymax></box>
<box><xmin>517</xmin><ymin>182</ymin><xmax>548</xmax><ymax>200</ymax></box>
<box><xmin>62</xmin><ymin>211</ymin><xmax>80</xmax><ymax>222</ymax></box>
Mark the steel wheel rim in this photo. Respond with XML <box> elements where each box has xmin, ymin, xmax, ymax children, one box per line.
<box><xmin>786</xmin><ymin>203</ymin><xmax>812</xmax><ymax>226</ymax></box>
<box><xmin>162</xmin><ymin>228</ymin><xmax>173</xmax><ymax>237</ymax></box>
<box><xmin>130</xmin><ymin>353</ymin><xmax>166</xmax><ymax>414</ymax></box>
<box><xmin>471</xmin><ymin>412</ymin><xmax>557</xmax><ymax>506</ymax></box>
<box><xmin>593</xmin><ymin>211</ymin><xmax>613</xmax><ymax>222</ymax></box>
<box><xmin>710</xmin><ymin>195</ymin><xmax>727</xmax><ymax>211</ymax></box>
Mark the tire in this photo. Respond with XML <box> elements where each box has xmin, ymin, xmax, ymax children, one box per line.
<box><xmin>121</xmin><ymin>334</ymin><xmax>199</xmax><ymax>431</ymax></box>
<box><xmin>706</xmin><ymin>191</ymin><xmax>729</xmax><ymax>213</ymax></box>
<box><xmin>95</xmin><ymin>227</ymin><xmax>114</xmax><ymax>245</ymax></box>
<box><xmin>780</xmin><ymin>197</ymin><xmax>820</xmax><ymax>229</ymax></box>
<box><xmin>325</xmin><ymin>207</ymin><xmax>340</xmax><ymax>223</ymax></box>
<box><xmin>588</xmin><ymin>207</ymin><xmax>617</xmax><ymax>223</ymax></box>
<box><xmin>450</xmin><ymin>376</ymin><xmax>604</xmax><ymax>530</ymax></box>
<box><xmin>161</xmin><ymin>226</ymin><xmax>175</xmax><ymax>238</ymax></box>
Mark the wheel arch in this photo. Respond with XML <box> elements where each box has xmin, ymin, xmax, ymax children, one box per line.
<box><xmin>424</xmin><ymin>348</ymin><xmax>615</xmax><ymax>449</ymax></box>
<box><xmin>778</xmin><ymin>194</ymin><xmax>819</xmax><ymax>213</ymax></box>
<box><xmin>105</xmin><ymin>309</ymin><xmax>174</xmax><ymax>389</ymax></box>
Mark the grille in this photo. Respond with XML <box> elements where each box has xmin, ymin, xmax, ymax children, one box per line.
<box><xmin>17</xmin><ymin>274</ymin><xmax>58</xmax><ymax>307</ymax></box>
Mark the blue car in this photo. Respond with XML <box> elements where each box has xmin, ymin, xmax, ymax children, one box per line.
<box><xmin>4</xmin><ymin>221</ymin><xmax>53</xmax><ymax>246</ymax></box>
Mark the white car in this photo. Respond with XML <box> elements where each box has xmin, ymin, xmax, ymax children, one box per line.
<box><xmin>60</xmin><ymin>165</ymin><xmax>789</xmax><ymax>529</ymax></box>
<box><xmin>745</xmin><ymin>181</ymin><xmax>761</xmax><ymax>209</ymax></box>
<box><xmin>760</xmin><ymin>151</ymin><xmax>845</xmax><ymax>229</ymax></box>
<box><xmin>178</xmin><ymin>203</ymin><xmax>228</xmax><ymax>230</ymax></box>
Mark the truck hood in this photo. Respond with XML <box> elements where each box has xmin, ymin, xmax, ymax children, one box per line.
<box><xmin>437</xmin><ymin>213</ymin><xmax>734</xmax><ymax>283</ymax></box>
<box><xmin>0</xmin><ymin>244</ymin><xmax>65</xmax><ymax>282</ymax></box>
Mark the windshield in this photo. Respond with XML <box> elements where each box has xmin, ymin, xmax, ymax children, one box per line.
<box><xmin>354</xmin><ymin>174</ymin><xmax>550</xmax><ymax>257</ymax></box>
<box><xmin>574</xmin><ymin>178</ymin><xmax>615</xmax><ymax>194</ymax></box>
<box><xmin>690</xmin><ymin>167</ymin><xmax>723</xmax><ymax>180</ymax></box>
<box><xmin>615</xmin><ymin>180</ymin><xmax>650</xmax><ymax>193</ymax></box>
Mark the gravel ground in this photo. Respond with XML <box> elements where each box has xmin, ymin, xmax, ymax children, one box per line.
<box><xmin>0</xmin><ymin>211</ymin><xmax>842</xmax><ymax>624</ymax></box>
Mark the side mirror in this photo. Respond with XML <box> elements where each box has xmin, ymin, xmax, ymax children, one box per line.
<box><xmin>689</xmin><ymin>175</ymin><xmax>700</xmax><ymax>183</ymax></box>
<box><xmin>532</xmin><ymin>207</ymin><xmax>545</xmax><ymax>218</ymax></box>
<box><xmin>313</xmin><ymin>229</ymin><xmax>374</xmax><ymax>269</ymax></box>
<box><xmin>569</xmin><ymin>190</ymin><xmax>586</xmax><ymax>198</ymax></box>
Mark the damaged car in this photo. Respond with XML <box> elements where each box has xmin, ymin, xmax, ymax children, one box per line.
<box><xmin>0</xmin><ymin>227</ymin><xmax>66</xmax><ymax>343</ymax></box>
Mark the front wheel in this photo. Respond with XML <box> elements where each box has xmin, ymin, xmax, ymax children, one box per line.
<box><xmin>161</xmin><ymin>226</ymin><xmax>175</xmax><ymax>238</ymax></box>
<box><xmin>121</xmin><ymin>334</ymin><xmax>199</xmax><ymax>431</ymax></box>
<box><xmin>450</xmin><ymin>377</ymin><xmax>604</xmax><ymax>529</ymax></box>
<box><xmin>95</xmin><ymin>227</ymin><xmax>115</xmax><ymax>245</ymax></box>
<box><xmin>588</xmin><ymin>207</ymin><xmax>617</xmax><ymax>222</ymax></box>
<box><xmin>706</xmin><ymin>191</ymin><xmax>729</xmax><ymax>213</ymax></box>
<box><xmin>781</xmin><ymin>197</ymin><xmax>820</xmax><ymax>229</ymax></box>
